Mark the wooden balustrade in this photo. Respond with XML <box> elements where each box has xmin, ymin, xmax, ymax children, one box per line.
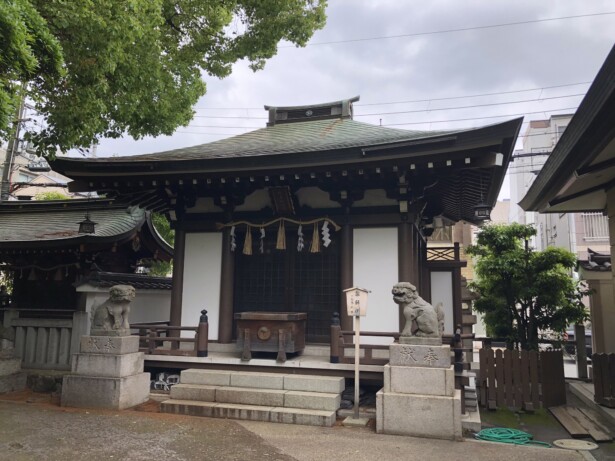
<box><xmin>131</xmin><ymin>309</ymin><xmax>209</xmax><ymax>357</ymax></box>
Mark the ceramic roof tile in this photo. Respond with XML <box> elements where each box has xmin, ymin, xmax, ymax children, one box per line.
<box><xmin>0</xmin><ymin>206</ymin><xmax>145</xmax><ymax>243</ymax></box>
<box><xmin>70</xmin><ymin>119</ymin><xmax>455</xmax><ymax>163</ymax></box>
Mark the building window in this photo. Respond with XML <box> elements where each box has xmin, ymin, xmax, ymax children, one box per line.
<box><xmin>18</xmin><ymin>172</ymin><xmax>34</xmax><ymax>183</ymax></box>
<box><xmin>582</xmin><ymin>212</ymin><xmax>609</xmax><ymax>241</ymax></box>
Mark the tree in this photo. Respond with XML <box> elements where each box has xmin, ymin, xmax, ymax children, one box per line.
<box><xmin>148</xmin><ymin>212</ymin><xmax>174</xmax><ymax>276</ymax></box>
<box><xmin>0</xmin><ymin>0</ymin><xmax>64</xmax><ymax>141</ymax></box>
<box><xmin>1</xmin><ymin>0</ymin><xmax>327</xmax><ymax>157</ymax></box>
<box><xmin>466</xmin><ymin>223</ymin><xmax>588</xmax><ymax>351</ymax></box>
<box><xmin>34</xmin><ymin>191</ymin><xmax>69</xmax><ymax>200</ymax></box>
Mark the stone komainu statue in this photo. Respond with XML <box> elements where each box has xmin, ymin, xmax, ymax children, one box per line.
<box><xmin>392</xmin><ymin>282</ymin><xmax>444</xmax><ymax>338</ymax></box>
<box><xmin>91</xmin><ymin>285</ymin><xmax>135</xmax><ymax>336</ymax></box>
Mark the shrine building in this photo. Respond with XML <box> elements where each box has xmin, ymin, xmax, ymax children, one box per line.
<box><xmin>52</xmin><ymin>97</ymin><xmax>522</xmax><ymax>344</ymax></box>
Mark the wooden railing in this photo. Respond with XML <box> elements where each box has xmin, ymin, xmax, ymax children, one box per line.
<box><xmin>592</xmin><ymin>353</ymin><xmax>615</xmax><ymax>408</ymax></box>
<box><xmin>131</xmin><ymin>310</ymin><xmax>209</xmax><ymax>358</ymax></box>
<box><xmin>329</xmin><ymin>313</ymin><xmax>473</xmax><ymax>366</ymax></box>
<box><xmin>330</xmin><ymin>324</ymin><xmax>399</xmax><ymax>365</ymax></box>
<box><xmin>478</xmin><ymin>348</ymin><xmax>566</xmax><ymax>410</ymax></box>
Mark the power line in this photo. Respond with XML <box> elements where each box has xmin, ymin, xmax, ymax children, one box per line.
<box><xmin>383</xmin><ymin>107</ymin><xmax>578</xmax><ymax>126</ymax></box>
<box><xmin>179</xmin><ymin>108</ymin><xmax>577</xmax><ymax>130</ymax></box>
<box><xmin>192</xmin><ymin>81</ymin><xmax>592</xmax><ymax>111</ymax></box>
<box><xmin>189</xmin><ymin>93</ymin><xmax>584</xmax><ymax>120</ymax></box>
<box><xmin>283</xmin><ymin>12</ymin><xmax>615</xmax><ymax>47</ymax></box>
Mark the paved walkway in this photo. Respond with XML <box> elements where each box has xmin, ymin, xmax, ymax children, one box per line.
<box><xmin>0</xmin><ymin>393</ymin><xmax>588</xmax><ymax>461</ymax></box>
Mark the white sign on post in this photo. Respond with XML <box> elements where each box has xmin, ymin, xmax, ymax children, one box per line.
<box><xmin>344</xmin><ymin>287</ymin><xmax>369</xmax><ymax>317</ymax></box>
<box><xmin>342</xmin><ymin>287</ymin><xmax>369</xmax><ymax>420</ymax></box>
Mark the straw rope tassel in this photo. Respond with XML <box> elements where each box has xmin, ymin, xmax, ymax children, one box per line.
<box><xmin>310</xmin><ymin>222</ymin><xmax>320</xmax><ymax>253</ymax></box>
<box><xmin>243</xmin><ymin>225</ymin><xmax>253</xmax><ymax>255</ymax></box>
<box><xmin>276</xmin><ymin>220</ymin><xmax>286</xmax><ymax>250</ymax></box>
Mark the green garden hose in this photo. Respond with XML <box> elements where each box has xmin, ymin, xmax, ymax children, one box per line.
<box><xmin>475</xmin><ymin>428</ymin><xmax>551</xmax><ymax>447</ymax></box>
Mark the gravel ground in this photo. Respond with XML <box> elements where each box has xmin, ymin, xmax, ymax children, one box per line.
<box><xmin>0</xmin><ymin>391</ymin><xmax>588</xmax><ymax>461</ymax></box>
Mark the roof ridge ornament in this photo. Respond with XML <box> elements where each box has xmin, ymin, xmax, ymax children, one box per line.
<box><xmin>264</xmin><ymin>96</ymin><xmax>360</xmax><ymax>126</ymax></box>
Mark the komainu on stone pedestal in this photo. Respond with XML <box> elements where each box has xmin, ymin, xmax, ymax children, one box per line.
<box><xmin>392</xmin><ymin>282</ymin><xmax>444</xmax><ymax>343</ymax></box>
<box><xmin>91</xmin><ymin>285</ymin><xmax>135</xmax><ymax>336</ymax></box>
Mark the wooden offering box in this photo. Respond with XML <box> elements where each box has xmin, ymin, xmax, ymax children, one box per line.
<box><xmin>235</xmin><ymin>312</ymin><xmax>307</xmax><ymax>362</ymax></box>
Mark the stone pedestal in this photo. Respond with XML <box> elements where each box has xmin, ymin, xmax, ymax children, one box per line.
<box><xmin>62</xmin><ymin>335</ymin><xmax>149</xmax><ymax>410</ymax></box>
<box><xmin>0</xmin><ymin>349</ymin><xmax>26</xmax><ymax>394</ymax></box>
<box><xmin>376</xmin><ymin>343</ymin><xmax>462</xmax><ymax>440</ymax></box>
<box><xmin>0</xmin><ymin>338</ymin><xmax>27</xmax><ymax>394</ymax></box>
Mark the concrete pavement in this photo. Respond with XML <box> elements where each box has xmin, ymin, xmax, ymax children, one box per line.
<box><xmin>0</xmin><ymin>395</ymin><xmax>589</xmax><ymax>461</ymax></box>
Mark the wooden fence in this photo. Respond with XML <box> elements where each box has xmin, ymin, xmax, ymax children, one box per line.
<box><xmin>592</xmin><ymin>353</ymin><xmax>615</xmax><ymax>408</ymax></box>
<box><xmin>478</xmin><ymin>348</ymin><xmax>565</xmax><ymax>410</ymax></box>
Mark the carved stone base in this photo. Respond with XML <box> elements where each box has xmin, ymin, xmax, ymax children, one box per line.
<box><xmin>377</xmin><ymin>389</ymin><xmax>462</xmax><ymax>440</ymax></box>
<box><xmin>61</xmin><ymin>335</ymin><xmax>149</xmax><ymax>410</ymax></box>
<box><xmin>90</xmin><ymin>328</ymin><xmax>131</xmax><ymax>337</ymax></box>
<box><xmin>376</xmin><ymin>343</ymin><xmax>461</xmax><ymax>440</ymax></box>
<box><xmin>62</xmin><ymin>373</ymin><xmax>150</xmax><ymax>410</ymax></box>
<box><xmin>399</xmin><ymin>336</ymin><xmax>441</xmax><ymax>346</ymax></box>
<box><xmin>389</xmin><ymin>343</ymin><xmax>451</xmax><ymax>368</ymax></box>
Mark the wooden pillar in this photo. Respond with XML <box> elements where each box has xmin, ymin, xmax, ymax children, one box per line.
<box><xmin>398</xmin><ymin>222</ymin><xmax>416</xmax><ymax>283</ymax></box>
<box><xmin>218</xmin><ymin>228</ymin><xmax>235</xmax><ymax>343</ymax></box>
<box><xmin>340</xmin><ymin>223</ymin><xmax>353</xmax><ymax>332</ymax></box>
<box><xmin>398</xmin><ymin>221</ymin><xmax>417</xmax><ymax>328</ymax></box>
<box><xmin>452</xmin><ymin>244</ymin><xmax>462</xmax><ymax>330</ymax></box>
<box><xmin>421</xmin><ymin>236</ymin><xmax>431</xmax><ymax>301</ymax></box>
<box><xmin>169</xmin><ymin>229</ymin><xmax>186</xmax><ymax>334</ymax></box>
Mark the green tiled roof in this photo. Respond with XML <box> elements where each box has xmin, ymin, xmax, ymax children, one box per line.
<box><xmin>0</xmin><ymin>205</ymin><xmax>145</xmax><ymax>243</ymax></box>
<box><xmin>73</xmin><ymin>119</ymin><xmax>456</xmax><ymax>162</ymax></box>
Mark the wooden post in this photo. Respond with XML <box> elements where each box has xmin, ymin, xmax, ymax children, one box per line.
<box><xmin>574</xmin><ymin>324</ymin><xmax>588</xmax><ymax>379</ymax></box>
<box><xmin>169</xmin><ymin>229</ymin><xmax>186</xmax><ymax>338</ymax></box>
<box><xmin>197</xmin><ymin>309</ymin><xmax>209</xmax><ymax>357</ymax></box>
<box><xmin>398</xmin><ymin>222</ymin><xmax>416</xmax><ymax>329</ymax></box>
<box><xmin>330</xmin><ymin>312</ymin><xmax>341</xmax><ymax>363</ymax></box>
<box><xmin>354</xmin><ymin>314</ymin><xmax>360</xmax><ymax>420</ymax></box>
<box><xmin>218</xmin><ymin>228</ymin><xmax>235</xmax><ymax>343</ymax></box>
<box><xmin>340</xmin><ymin>224</ymin><xmax>353</xmax><ymax>332</ymax></box>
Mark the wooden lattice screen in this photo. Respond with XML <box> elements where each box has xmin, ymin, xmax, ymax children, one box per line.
<box><xmin>233</xmin><ymin>229</ymin><xmax>339</xmax><ymax>343</ymax></box>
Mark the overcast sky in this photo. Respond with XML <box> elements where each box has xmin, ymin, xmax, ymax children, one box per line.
<box><xmin>94</xmin><ymin>1</ymin><xmax>615</xmax><ymax>196</ymax></box>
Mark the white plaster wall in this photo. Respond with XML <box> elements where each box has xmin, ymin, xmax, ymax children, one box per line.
<box><xmin>182</xmin><ymin>232</ymin><xmax>222</xmax><ymax>339</ymax></box>
<box><xmin>353</xmin><ymin>227</ymin><xmax>399</xmax><ymax>344</ymax></box>
<box><xmin>430</xmin><ymin>271</ymin><xmax>454</xmax><ymax>335</ymax></box>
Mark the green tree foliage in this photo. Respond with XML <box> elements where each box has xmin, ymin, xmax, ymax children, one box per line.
<box><xmin>1</xmin><ymin>0</ymin><xmax>327</xmax><ymax>157</ymax></box>
<box><xmin>148</xmin><ymin>212</ymin><xmax>174</xmax><ymax>276</ymax></box>
<box><xmin>0</xmin><ymin>0</ymin><xmax>64</xmax><ymax>140</ymax></box>
<box><xmin>34</xmin><ymin>190</ymin><xmax>69</xmax><ymax>200</ymax></box>
<box><xmin>466</xmin><ymin>223</ymin><xmax>588</xmax><ymax>351</ymax></box>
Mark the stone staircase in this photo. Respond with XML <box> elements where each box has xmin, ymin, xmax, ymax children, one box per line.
<box><xmin>161</xmin><ymin>369</ymin><xmax>344</xmax><ymax>427</ymax></box>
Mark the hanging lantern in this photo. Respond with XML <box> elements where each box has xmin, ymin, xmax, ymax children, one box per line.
<box><xmin>473</xmin><ymin>201</ymin><xmax>491</xmax><ymax>220</ymax></box>
<box><xmin>78</xmin><ymin>214</ymin><xmax>97</xmax><ymax>234</ymax></box>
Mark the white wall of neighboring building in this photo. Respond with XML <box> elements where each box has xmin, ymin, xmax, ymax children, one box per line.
<box><xmin>353</xmin><ymin>227</ymin><xmax>399</xmax><ymax>343</ymax></box>
<box><xmin>182</xmin><ymin>232</ymin><xmax>223</xmax><ymax>339</ymax></box>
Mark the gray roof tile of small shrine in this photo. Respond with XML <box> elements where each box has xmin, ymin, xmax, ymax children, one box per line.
<box><xmin>76</xmin><ymin>119</ymin><xmax>457</xmax><ymax>162</ymax></box>
<box><xmin>578</xmin><ymin>249</ymin><xmax>612</xmax><ymax>272</ymax></box>
<box><xmin>0</xmin><ymin>206</ymin><xmax>145</xmax><ymax>243</ymax></box>
<box><xmin>78</xmin><ymin>271</ymin><xmax>172</xmax><ymax>290</ymax></box>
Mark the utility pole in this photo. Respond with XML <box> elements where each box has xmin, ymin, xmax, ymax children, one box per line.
<box><xmin>1</xmin><ymin>88</ymin><xmax>26</xmax><ymax>201</ymax></box>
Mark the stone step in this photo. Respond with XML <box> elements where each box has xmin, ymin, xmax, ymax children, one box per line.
<box><xmin>179</xmin><ymin>369</ymin><xmax>344</xmax><ymax>394</ymax></box>
<box><xmin>161</xmin><ymin>399</ymin><xmax>336</xmax><ymax>427</ymax></box>
<box><xmin>173</xmin><ymin>384</ymin><xmax>341</xmax><ymax>412</ymax></box>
